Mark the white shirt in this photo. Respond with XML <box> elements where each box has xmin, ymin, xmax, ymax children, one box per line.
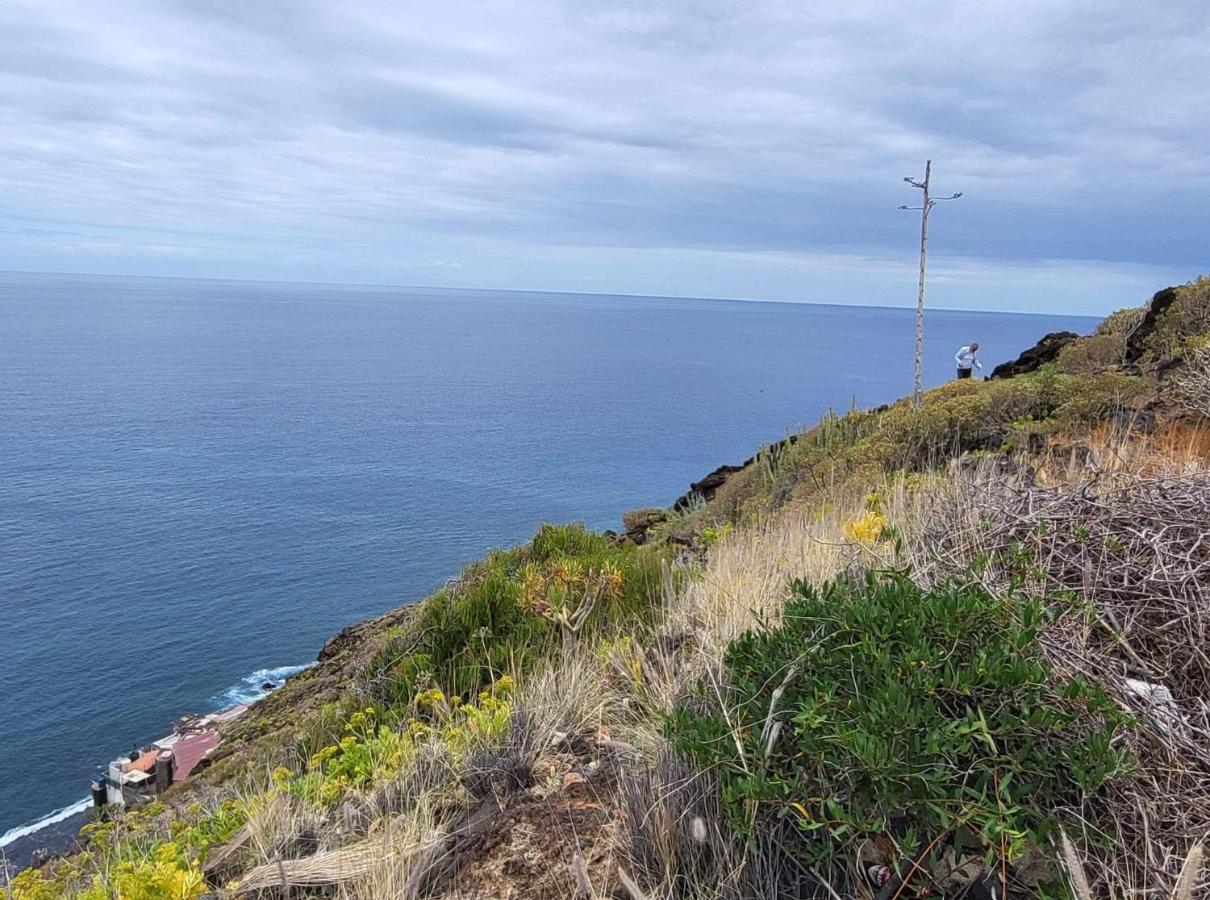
<box><xmin>955</xmin><ymin>346</ymin><xmax>982</xmax><ymax>370</ymax></box>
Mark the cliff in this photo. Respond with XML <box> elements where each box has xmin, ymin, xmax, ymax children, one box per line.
<box><xmin>8</xmin><ymin>277</ymin><xmax>1210</xmax><ymax>900</ymax></box>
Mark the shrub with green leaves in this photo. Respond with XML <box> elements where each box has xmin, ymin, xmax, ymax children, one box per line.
<box><xmin>669</xmin><ymin>573</ymin><xmax>1129</xmax><ymax>873</ymax></box>
<box><xmin>1094</xmin><ymin>306</ymin><xmax>1144</xmax><ymax>337</ymax></box>
<box><xmin>759</xmin><ymin>368</ymin><xmax>1145</xmax><ymax>510</ymax></box>
<box><xmin>1145</xmin><ymin>276</ymin><xmax>1210</xmax><ymax>358</ymax></box>
<box><xmin>364</xmin><ymin>523</ymin><xmax>665</xmax><ymax>704</ymax></box>
<box><xmin>1056</xmin><ymin>333</ymin><xmax>1126</xmax><ymax>374</ymax></box>
<box><xmin>178</xmin><ymin>800</ymin><xmax>246</xmax><ymax>861</ymax></box>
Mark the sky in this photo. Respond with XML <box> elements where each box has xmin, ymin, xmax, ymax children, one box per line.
<box><xmin>1</xmin><ymin>0</ymin><xmax>1207</xmax><ymax>314</ymax></box>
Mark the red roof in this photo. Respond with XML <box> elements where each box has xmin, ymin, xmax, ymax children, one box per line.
<box><xmin>128</xmin><ymin>750</ymin><xmax>158</xmax><ymax>774</ymax></box>
<box><xmin>171</xmin><ymin>730</ymin><xmax>219</xmax><ymax>780</ymax></box>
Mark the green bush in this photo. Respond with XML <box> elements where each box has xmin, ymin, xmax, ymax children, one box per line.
<box><xmin>1094</xmin><ymin>306</ymin><xmax>1144</xmax><ymax>337</ymax></box>
<box><xmin>1052</xmin><ymin>371</ymin><xmax>1148</xmax><ymax>427</ymax></box>
<box><xmin>179</xmin><ymin>800</ymin><xmax>247</xmax><ymax>861</ymax></box>
<box><xmin>668</xmin><ymin>573</ymin><xmax>1128</xmax><ymax>872</ymax></box>
<box><xmin>763</xmin><ymin>368</ymin><xmax>1145</xmax><ymax>511</ymax></box>
<box><xmin>1146</xmin><ymin>276</ymin><xmax>1210</xmax><ymax>358</ymax></box>
<box><xmin>364</xmin><ymin>523</ymin><xmax>665</xmax><ymax>704</ymax></box>
<box><xmin>1056</xmin><ymin>333</ymin><xmax>1126</xmax><ymax>374</ymax></box>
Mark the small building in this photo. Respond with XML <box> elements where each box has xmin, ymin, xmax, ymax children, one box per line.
<box><xmin>97</xmin><ymin>711</ymin><xmax>235</xmax><ymax>808</ymax></box>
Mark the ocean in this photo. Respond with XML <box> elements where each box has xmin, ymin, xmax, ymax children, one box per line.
<box><xmin>0</xmin><ymin>271</ymin><xmax>1094</xmax><ymax>854</ymax></box>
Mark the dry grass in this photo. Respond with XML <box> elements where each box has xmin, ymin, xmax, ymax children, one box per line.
<box><xmin>333</xmin><ymin>806</ymin><xmax>443</xmax><ymax>899</ymax></box>
<box><xmin>665</xmin><ymin>491</ymin><xmax>864</xmax><ymax>664</ymax></box>
<box><xmin>882</xmin><ymin>431</ymin><xmax>1210</xmax><ymax>900</ymax></box>
<box><xmin>1173</xmin><ymin>342</ymin><xmax>1210</xmax><ymax>418</ymax></box>
<box><xmin>51</xmin><ymin>422</ymin><xmax>1210</xmax><ymax>900</ymax></box>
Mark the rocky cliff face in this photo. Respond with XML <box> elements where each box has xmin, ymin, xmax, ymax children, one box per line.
<box><xmin>1124</xmin><ymin>286</ymin><xmax>1181</xmax><ymax>364</ymax></box>
<box><xmin>987</xmin><ymin>330</ymin><xmax>1079</xmax><ymax>379</ymax></box>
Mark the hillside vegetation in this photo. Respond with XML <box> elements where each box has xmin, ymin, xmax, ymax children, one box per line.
<box><xmin>7</xmin><ymin>276</ymin><xmax>1210</xmax><ymax>900</ymax></box>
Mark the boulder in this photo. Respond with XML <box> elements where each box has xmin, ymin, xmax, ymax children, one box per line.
<box><xmin>669</xmin><ymin>433</ymin><xmax>801</xmax><ymax>514</ymax></box>
<box><xmin>618</xmin><ymin>507</ymin><xmax>666</xmax><ymax>545</ymax></box>
<box><xmin>987</xmin><ymin>331</ymin><xmax>1079</xmax><ymax>380</ymax></box>
<box><xmin>1123</xmin><ymin>286</ymin><xmax>1180</xmax><ymax>364</ymax></box>
<box><xmin>671</xmin><ymin>463</ymin><xmax>743</xmax><ymax>512</ymax></box>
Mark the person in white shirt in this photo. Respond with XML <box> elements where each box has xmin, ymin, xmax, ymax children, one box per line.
<box><xmin>955</xmin><ymin>342</ymin><xmax>982</xmax><ymax>379</ymax></box>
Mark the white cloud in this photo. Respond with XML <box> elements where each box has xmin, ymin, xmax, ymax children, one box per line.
<box><xmin>0</xmin><ymin>0</ymin><xmax>1206</xmax><ymax>311</ymax></box>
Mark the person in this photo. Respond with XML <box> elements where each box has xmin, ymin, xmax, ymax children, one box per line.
<box><xmin>955</xmin><ymin>342</ymin><xmax>982</xmax><ymax>379</ymax></box>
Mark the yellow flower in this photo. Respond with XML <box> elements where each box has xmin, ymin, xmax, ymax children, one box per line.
<box><xmin>308</xmin><ymin>744</ymin><xmax>339</xmax><ymax>769</ymax></box>
<box><xmin>843</xmin><ymin>511</ymin><xmax>888</xmax><ymax>545</ymax></box>
<box><xmin>406</xmin><ymin>717</ymin><xmax>431</xmax><ymax>738</ymax></box>
<box><xmin>416</xmin><ymin>687</ymin><xmax>446</xmax><ymax>709</ymax></box>
<box><xmin>271</xmin><ymin>766</ymin><xmax>294</xmax><ymax>788</ymax></box>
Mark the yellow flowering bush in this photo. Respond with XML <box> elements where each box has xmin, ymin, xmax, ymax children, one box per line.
<box><xmin>296</xmin><ymin>680</ymin><xmax>513</xmax><ymax>805</ymax></box>
<box><xmin>414</xmin><ymin>688</ymin><xmax>447</xmax><ymax>711</ymax></box>
<box><xmin>843</xmin><ymin>510</ymin><xmax>888</xmax><ymax>545</ymax></box>
<box><xmin>270</xmin><ymin>766</ymin><xmax>294</xmax><ymax>789</ymax></box>
<box><xmin>442</xmin><ymin>690</ymin><xmax>510</xmax><ymax>754</ymax></box>
<box><xmin>7</xmin><ymin>867</ymin><xmax>65</xmax><ymax>900</ymax></box>
<box><xmin>700</xmin><ymin>522</ymin><xmax>734</xmax><ymax>549</ymax></box>
<box><xmin>79</xmin><ymin>843</ymin><xmax>204</xmax><ymax>900</ymax></box>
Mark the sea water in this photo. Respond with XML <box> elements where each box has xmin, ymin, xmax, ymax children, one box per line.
<box><xmin>0</xmin><ymin>271</ymin><xmax>1094</xmax><ymax>850</ymax></box>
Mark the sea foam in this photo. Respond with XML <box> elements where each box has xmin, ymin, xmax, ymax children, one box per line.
<box><xmin>209</xmin><ymin>663</ymin><xmax>313</xmax><ymax>707</ymax></box>
<box><xmin>0</xmin><ymin>797</ymin><xmax>91</xmax><ymax>850</ymax></box>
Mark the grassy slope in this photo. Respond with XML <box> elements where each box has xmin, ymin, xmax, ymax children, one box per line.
<box><xmin>8</xmin><ymin>276</ymin><xmax>1210</xmax><ymax>899</ymax></box>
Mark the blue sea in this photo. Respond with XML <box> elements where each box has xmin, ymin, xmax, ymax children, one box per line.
<box><xmin>0</xmin><ymin>271</ymin><xmax>1094</xmax><ymax>853</ymax></box>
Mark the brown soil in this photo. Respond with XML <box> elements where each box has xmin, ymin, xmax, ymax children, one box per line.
<box><xmin>443</xmin><ymin>761</ymin><xmax>620</xmax><ymax>900</ymax></box>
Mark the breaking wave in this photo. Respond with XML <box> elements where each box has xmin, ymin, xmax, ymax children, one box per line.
<box><xmin>0</xmin><ymin>796</ymin><xmax>91</xmax><ymax>850</ymax></box>
<box><xmin>209</xmin><ymin>663</ymin><xmax>313</xmax><ymax>707</ymax></box>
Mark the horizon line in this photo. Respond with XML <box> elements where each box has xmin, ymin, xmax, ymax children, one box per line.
<box><xmin>0</xmin><ymin>267</ymin><xmax>1102</xmax><ymax>319</ymax></box>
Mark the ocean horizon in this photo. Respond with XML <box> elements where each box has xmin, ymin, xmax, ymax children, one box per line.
<box><xmin>0</xmin><ymin>270</ymin><xmax>1095</xmax><ymax>856</ymax></box>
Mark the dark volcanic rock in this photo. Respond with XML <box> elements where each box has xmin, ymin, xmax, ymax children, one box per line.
<box><xmin>671</xmin><ymin>463</ymin><xmax>743</xmax><ymax>511</ymax></box>
<box><xmin>988</xmin><ymin>331</ymin><xmax>1079</xmax><ymax>380</ymax></box>
<box><xmin>618</xmin><ymin>508</ymin><xmax>667</xmax><ymax>545</ymax></box>
<box><xmin>1124</xmin><ymin>286</ymin><xmax>1180</xmax><ymax>364</ymax></box>
<box><xmin>670</xmin><ymin>433</ymin><xmax>802</xmax><ymax>513</ymax></box>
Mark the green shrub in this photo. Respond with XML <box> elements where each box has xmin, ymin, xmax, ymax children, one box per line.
<box><xmin>668</xmin><ymin>573</ymin><xmax>1129</xmax><ymax>874</ymax></box>
<box><xmin>179</xmin><ymin>800</ymin><xmax>246</xmax><ymax>861</ymax></box>
<box><xmin>364</xmin><ymin>523</ymin><xmax>665</xmax><ymax>704</ymax></box>
<box><xmin>1052</xmin><ymin>371</ymin><xmax>1147</xmax><ymax>427</ymax></box>
<box><xmin>1056</xmin><ymin>333</ymin><xmax>1126</xmax><ymax>374</ymax></box>
<box><xmin>1146</xmin><ymin>276</ymin><xmax>1210</xmax><ymax>358</ymax></box>
<box><xmin>1094</xmin><ymin>306</ymin><xmax>1144</xmax><ymax>337</ymax></box>
<box><xmin>762</xmin><ymin>368</ymin><xmax>1145</xmax><ymax>512</ymax></box>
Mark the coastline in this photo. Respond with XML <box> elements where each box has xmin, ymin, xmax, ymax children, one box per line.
<box><xmin>0</xmin><ymin>663</ymin><xmax>312</xmax><ymax>872</ymax></box>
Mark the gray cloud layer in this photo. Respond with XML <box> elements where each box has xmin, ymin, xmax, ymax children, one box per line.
<box><xmin>2</xmin><ymin>0</ymin><xmax>1206</xmax><ymax>311</ymax></box>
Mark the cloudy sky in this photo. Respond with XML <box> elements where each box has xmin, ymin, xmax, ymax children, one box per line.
<box><xmin>1</xmin><ymin>1</ymin><xmax>1206</xmax><ymax>313</ymax></box>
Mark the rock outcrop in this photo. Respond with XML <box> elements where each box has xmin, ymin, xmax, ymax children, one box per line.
<box><xmin>670</xmin><ymin>433</ymin><xmax>801</xmax><ymax>513</ymax></box>
<box><xmin>671</xmin><ymin>463</ymin><xmax>744</xmax><ymax>512</ymax></box>
<box><xmin>1123</xmin><ymin>286</ymin><xmax>1180</xmax><ymax>364</ymax></box>
<box><xmin>987</xmin><ymin>331</ymin><xmax>1079</xmax><ymax>380</ymax></box>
